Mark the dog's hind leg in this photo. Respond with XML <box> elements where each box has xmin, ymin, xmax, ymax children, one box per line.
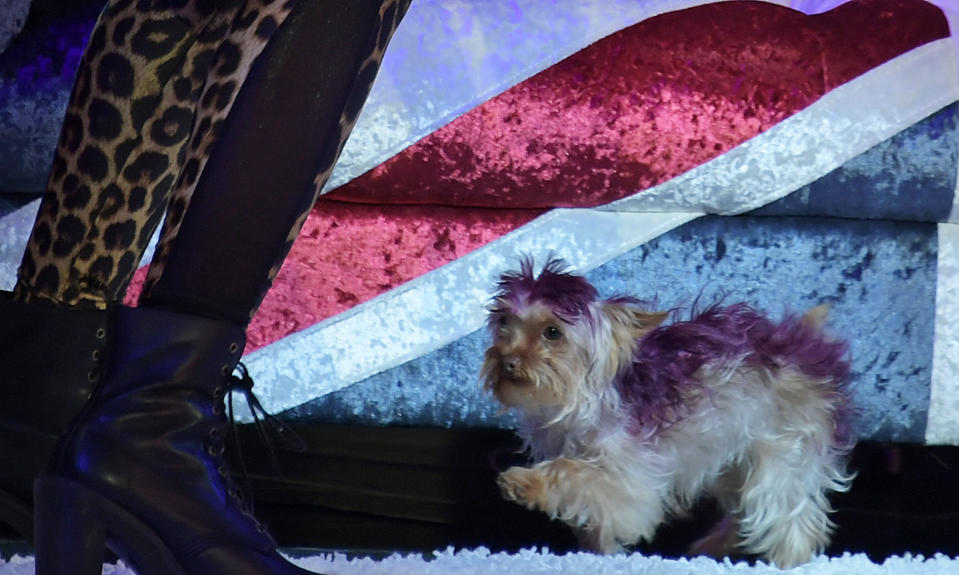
<box><xmin>688</xmin><ymin>513</ymin><xmax>742</xmax><ymax>559</ymax></box>
<box><xmin>736</xmin><ymin>434</ymin><xmax>848</xmax><ymax>568</ymax></box>
<box><xmin>688</xmin><ymin>465</ymin><xmax>748</xmax><ymax>560</ymax></box>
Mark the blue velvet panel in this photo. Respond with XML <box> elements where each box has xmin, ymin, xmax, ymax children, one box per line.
<box><xmin>751</xmin><ymin>104</ymin><xmax>958</xmax><ymax>222</ymax></box>
<box><xmin>283</xmin><ymin>215</ymin><xmax>937</xmax><ymax>443</ymax></box>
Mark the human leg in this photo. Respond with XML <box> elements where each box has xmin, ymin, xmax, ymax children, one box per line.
<box><xmin>141</xmin><ymin>0</ymin><xmax>412</xmax><ymax>325</ymax></box>
<box><xmin>12</xmin><ymin>0</ymin><xmax>253</xmax><ymax>308</ymax></box>
<box><xmin>29</xmin><ymin>0</ymin><xmax>411</xmax><ymax>572</ymax></box>
<box><xmin>0</xmin><ymin>0</ymin><xmax>256</xmax><ymax>539</ymax></box>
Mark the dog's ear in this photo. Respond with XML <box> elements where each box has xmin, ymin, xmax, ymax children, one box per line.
<box><xmin>601</xmin><ymin>300</ymin><xmax>668</xmax><ymax>339</ymax></box>
<box><xmin>801</xmin><ymin>303</ymin><xmax>830</xmax><ymax>329</ymax></box>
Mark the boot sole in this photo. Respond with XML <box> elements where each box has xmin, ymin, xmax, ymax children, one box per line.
<box><xmin>34</xmin><ymin>475</ymin><xmax>186</xmax><ymax>575</ymax></box>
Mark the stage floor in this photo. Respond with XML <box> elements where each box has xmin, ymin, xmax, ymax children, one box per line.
<box><xmin>2</xmin><ymin>425</ymin><xmax>958</xmax><ymax>562</ymax></box>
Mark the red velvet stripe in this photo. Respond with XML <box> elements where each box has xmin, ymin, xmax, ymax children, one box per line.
<box><xmin>324</xmin><ymin>0</ymin><xmax>947</xmax><ymax>209</ymax></box>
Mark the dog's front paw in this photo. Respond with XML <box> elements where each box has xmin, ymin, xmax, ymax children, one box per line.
<box><xmin>498</xmin><ymin>466</ymin><xmax>549</xmax><ymax>512</ymax></box>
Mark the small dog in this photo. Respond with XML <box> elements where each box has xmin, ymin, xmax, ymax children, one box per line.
<box><xmin>481</xmin><ymin>258</ymin><xmax>854</xmax><ymax>568</ymax></box>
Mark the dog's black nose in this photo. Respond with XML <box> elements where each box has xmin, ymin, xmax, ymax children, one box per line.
<box><xmin>503</xmin><ymin>355</ymin><xmax>521</xmax><ymax>373</ymax></box>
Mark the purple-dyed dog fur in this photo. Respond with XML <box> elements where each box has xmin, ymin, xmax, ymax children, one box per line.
<box><xmin>492</xmin><ymin>257</ymin><xmax>853</xmax><ymax>441</ymax></box>
<box><xmin>486</xmin><ymin>258</ymin><xmax>856</xmax><ymax>566</ymax></box>
<box><xmin>492</xmin><ymin>257</ymin><xmax>601</xmax><ymax>323</ymax></box>
<box><xmin>623</xmin><ymin>302</ymin><xmax>852</xmax><ymax>439</ymax></box>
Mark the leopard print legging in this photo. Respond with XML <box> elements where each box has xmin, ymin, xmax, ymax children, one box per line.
<box><xmin>14</xmin><ymin>0</ymin><xmax>410</xmax><ymax>324</ymax></box>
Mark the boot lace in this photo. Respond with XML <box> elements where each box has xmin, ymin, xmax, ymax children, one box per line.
<box><xmin>209</xmin><ymin>362</ymin><xmax>305</xmax><ymax>525</ymax></box>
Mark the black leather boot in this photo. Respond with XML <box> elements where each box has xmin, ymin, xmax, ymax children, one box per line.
<box><xmin>0</xmin><ymin>291</ymin><xmax>108</xmax><ymax>541</ymax></box>
<box><xmin>34</xmin><ymin>305</ymin><xmax>319</xmax><ymax>575</ymax></box>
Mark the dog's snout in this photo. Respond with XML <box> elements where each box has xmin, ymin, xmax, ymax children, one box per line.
<box><xmin>502</xmin><ymin>355</ymin><xmax>521</xmax><ymax>373</ymax></box>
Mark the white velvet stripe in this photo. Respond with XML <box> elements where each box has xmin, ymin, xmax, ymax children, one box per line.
<box><xmin>603</xmin><ymin>39</ymin><xmax>959</xmax><ymax>216</ymax></box>
<box><xmin>241</xmin><ymin>211</ymin><xmax>698</xmax><ymax>416</ymax></box>
<box><xmin>928</xmin><ymin>223</ymin><xmax>959</xmax><ymax>445</ymax></box>
<box><xmin>943</xmin><ymin>7</ymin><xmax>959</xmax><ymax>223</ymax></box>
<box><xmin>0</xmin><ymin>198</ymin><xmax>39</xmax><ymax>291</ymax></box>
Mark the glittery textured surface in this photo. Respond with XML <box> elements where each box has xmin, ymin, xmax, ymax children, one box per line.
<box><xmin>241</xmin><ymin>5</ymin><xmax>956</xmax><ymax>435</ymax></box>
<box><xmin>814</xmin><ymin>0</ymin><xmax>950</xmax><ymax>91</ymax></box>
<box><xmin>285</xmin><ymin>215</ymin><xmax>937</xmax><ymax>443</ymax></box>
<box><xmin>0</xmin><ymin>198</ymin><xmax>37</xmax><ymax>290</ymax></box>
<box><xmin>243</xmin><ymin>210</ymin><xmax>696</xmax><ymax>415</ymax></box>
<box><xmin>325</xmin><ymin>0</ymin><xmax>947</xmax><ymax>209</ymax></box>
<box><xmin>929</xmin><ymin>223</ymin><xmax>959</xmax><ymax>445</ymax></box>
<box><xmin>752</xmin><ymin>104</ymin><xmax>959</xmax><ymax>222</ymax></box>
<box><xmin>235</xmin><ymin>1</ymin><xmax>956</xmax><ymax>357</ymax></box>
<box><xmin>1</xmin><ymin>1</ymin><xmax>956</xmax><ymax>444</ymax></box>
<box><xmin>325</xmin><ymin>0</ymin><xmax>760</xmax><ymax>192</ymax></box>
<box><xmin>0</xmin><ymin>3</ymin><xmax>98</xmax><ymax>193</ymax></box>
<box><xmin>0</xmin><ymin>0</ymin><xmax>29</xmax><ymax>55</ymax></box>
<box><xmin>0</xmin><ymin>1</ymin><xmax>948</xmax><ymax>199</ymax></box>
<box><xmin>604</xmin><ymin>39</ymin><xmax>959</xmax><ymax>215</ymax></box>
<box><xmin>247</xmin><ymin>202</ymin><xmax>542</xmax><ymax>351</ymax></box>
<box><xmin>234</xmin><ymin>64</ymin><xmax>959</xmax><ymax>360</ymax></box>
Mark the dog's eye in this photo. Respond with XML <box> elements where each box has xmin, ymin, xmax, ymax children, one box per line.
<box><xmin>543</xmin><ymin>325</ymin><xmax>563</xmax><ymax>341</ymax></box>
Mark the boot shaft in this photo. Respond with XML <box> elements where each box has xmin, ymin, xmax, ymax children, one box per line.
<box><xmin>0</xmin><ymin>292</ymin><xmax>108</xmax><ymax>439</ymax></box>
<box><xmin>50</xmin><ymin>305</ymin><xmax>277</xmax><ymax>559</ymax></box>
<box><xmin>0</xmin><ymin>292</ymin><xmax>109</xmax><ymax>534</ymax></box>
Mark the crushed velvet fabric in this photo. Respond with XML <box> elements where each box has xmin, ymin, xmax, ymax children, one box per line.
<box><xmin>21</xmin><ymin>0</ymin><xmax>954</xmax><ymax>444</ymax></box>
<box><xmin>752</xmin><ymin>103</ymin><xmax>959</xmax><ymax>222</ymax></box>
<box><xmin>227</xmin><ymin>0</ymin><xmax>950</xmax><ymax>350</ymax></box>
<box><xmin>284</xmin><ymin>214</ymin><xmax>938</xmax><ymax>444</ymax></box>
<box><xmin>930</xmin><ymin>222</ymin><xmax>959</xmax><ymax>445</ymax></box>
<box><xmin>247</xmin><ymin>202</ymin><xmax>542</xmax><ymax>351</ymax></box>
<box><xmin>322</xmin><ymin>0</ymin><xmax>947</xmax><ymax>209</ymax></box>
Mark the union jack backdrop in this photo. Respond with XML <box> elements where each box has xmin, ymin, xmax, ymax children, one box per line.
<box><xmin>2</xmin><ymin>0</ymin><xmax>957</xmax><ymax>444</ymax></box>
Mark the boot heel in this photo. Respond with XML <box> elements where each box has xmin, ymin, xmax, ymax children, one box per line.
<box><xmin>35</xmin><ymin>476</ymin><xmax>185</xmax><ymax>575</ymax></box>
<box><xmin>34</xmin><ymin>476</ymin><xmax>108</xmax><ymax>575</ymax></box>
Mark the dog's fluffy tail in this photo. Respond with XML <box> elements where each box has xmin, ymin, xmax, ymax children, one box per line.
<box><xmin>800</xmin><ymin>303</ymin><xmax>830</xmax><ymax>330</ymax></box>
